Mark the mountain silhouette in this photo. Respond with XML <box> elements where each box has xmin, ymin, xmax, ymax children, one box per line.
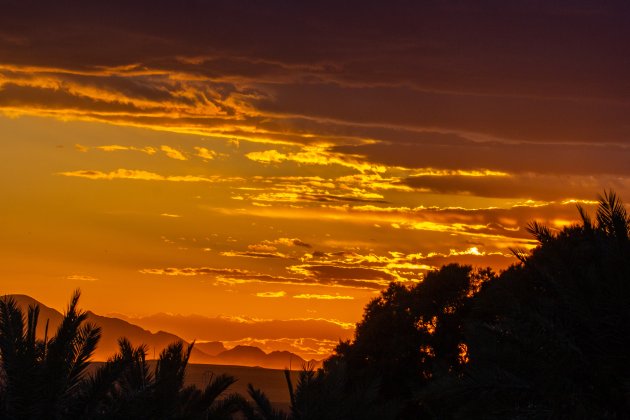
<box><xmin>6</xmin><ymin>294</ymin><xmax>317</xmax><ymax>369</ymax></box>
<box><xmin>207</xmin><ymin>345</ymin><xmax>312</xmax><ymax>370</ymax></box>
<box><xmin>219</xmin><ymin>344</ymin><xmax>267</xmax><ymax>360</ymax></box>
<box><xmin>193</xmin><ymin>340</ymin><xmax>226</xmax><ymax>356</ymax></box>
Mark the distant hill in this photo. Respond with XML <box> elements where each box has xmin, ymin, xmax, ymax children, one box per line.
<box><xmin>8</xmin><ymin>294</ymin><xmax>212</xmax><ymax>362</ymax></box>
<box><xmin>194</xmin><ymin>341</ymin><xmax>226</xmax><ymax>356</ymax></box>
<box><xmin>211</xmin><ymin>345</ymin><xmax>310</xmax><ymax>370</ymax></box>
<box><xmin>5</xmin><ymin>294</ymin><xmax>319</xmax><ymax>369</ymax></box>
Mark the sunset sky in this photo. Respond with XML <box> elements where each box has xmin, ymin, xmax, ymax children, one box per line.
<box><xmin>2</xmin><ymin>1</ymin><xmax>629</xmax><ymax>359</ymax></box>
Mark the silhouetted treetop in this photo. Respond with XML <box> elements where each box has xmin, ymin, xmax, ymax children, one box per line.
<box><xmin>290</xmin><ymin>191</ymin><xmax>630</xmax><ymax>419</ymax></box>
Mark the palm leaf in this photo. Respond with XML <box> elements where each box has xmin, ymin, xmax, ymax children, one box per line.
<box><xmin>596</xmin><ymin>190</ymin><xmax>629</xmax><ymax>240</ymax></box>
<box><xmin>576</xmin><ymin>204</ymin><xmax>592</xmax><ymax>230</ymax></box>
<box><xmin>201</xmin><ymin>373</ymin><xmax>237</xmax><ymax>406</ymax></box>
<box><xmin>284</xmin><ymin>368</ymin><xmax>296</xmax><ymax>409</ymax></box>
<box><xmin>526</xmin><ymin>220</ymin><xmax>553</xmax><ymax>243</ymax></box>
<box><xmin>247</xmin><ymin>383</ymin><xmax>289</xmax><ymax>420</ymax></box>
<box><xmin>66</xmin><ymin>322</ymin><xmax>101</xmax><ymax>394</ymax></box>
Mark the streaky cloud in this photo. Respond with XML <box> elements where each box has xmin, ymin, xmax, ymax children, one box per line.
<box><xmin>58</xmin><ymin>168</ymin><xmax>243</xmax><ymax>183</ymax></box>
<box><xmin>293</xmin><ymin>294</ymin><xmax>354</xmax><ymax>300</ymax></box>
<box><xmin>255</xmin><ymin>291</ymin><xmax>287</xmax><ymax>298</ymax></box>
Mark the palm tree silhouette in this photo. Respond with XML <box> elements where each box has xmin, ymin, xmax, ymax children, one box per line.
<box><xmin>87</xmin><ymin>339</ymin><xmax>243</xmax><ymax>419</ymax></box>
<box><xmin>0</xmin><ymin>292</ymin><xmax>243</xmax><ymax>419</ymax></box>
<box><xmin>0</xmin><ymin>290</ymin><xmax>101</xmax><ymax>419</ymax></box>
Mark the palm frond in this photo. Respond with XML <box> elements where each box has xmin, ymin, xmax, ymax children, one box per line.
<box><xmin>25</xmin><ymin>304</ymin><xmax>39</xmax><ymax>350</ymax></box>
<box><xmin>72</xmin><ymin>354</ymin><xmax>127</xmax><ymax>418</ymax></box>
<box><xmin>284</xmin><ymin>368</ymin><xmax>295</xmax><ymax>409</ymax></box>
<box><xmin>509</xmin><ymin>247</ymin><xmax>529</xmax><ymax>264</ymax></box>
<box><xmin>46</xmin><ymin>289</ymin><xmax>89</xmax><ymax>368</ymax></box>
<box><xmin>0</xmin><ymin>296</ymin><xmax>31</xmax><ymax>417</ymax></box>
<box><xmin>576</xmin><ymin>204</ymin><xmax>592</xmax><ymax>230</ymax></box>
<box><xmin>66</xmin><ymin>322</ymin><xmax>101</xmax><ymax>394</ymax></box>
<box><xmin>526</xmin><ymin>221</ymin><xmax>554</xmax><ymax>243</ymax></box>
<box><xmin>202</xmin><ymin>373</ymin><xmax>237</xmax><ymax>406</ymax></box>
<box><xmin>596</xmin><ymin>190</ymin><xmax>629</xmax><ymax>240</ymax></box>
<box><xmin>116</xmin><ymin>337</ymin><xmax>152</xmax><ymax>391</ymax></box>
<box><xmin>210</xmin><ymin>392</ymin><xmax>252</xmax><ymax>419</ymax></box>
<box><xmin>155</xmin><ymin>340</ymin><xmax>191</xmax><ymax>392</ymax></box>
<box><xmin>0</xmin><ymin>297</ymin><xmax>25</xmax><ymax>367</ymax></box>
<box><xmin>247</xmin><ymin>383</ymin><xmax>274</xmax><ymax>417</ymax></box>
<box><xmin>247</xmin><ymin>383</ymin><xmax>288</xmax><ymax>419</ymax></box>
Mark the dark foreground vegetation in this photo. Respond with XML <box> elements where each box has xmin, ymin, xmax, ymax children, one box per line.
<box><xmin>1</xmin><ymin>191</ymin><xmax>629</xmax><ymax>419</ymax></box>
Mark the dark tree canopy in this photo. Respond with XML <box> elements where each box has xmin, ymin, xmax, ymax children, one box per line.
<box><xmin>282</xmin><ymin>191</ymin><xmax>630</xmax><ymax>419</ymax></box>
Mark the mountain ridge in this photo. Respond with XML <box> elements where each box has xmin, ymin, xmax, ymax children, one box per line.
<box><xmin>5</xmin><ymin>294</ymin><xmax>320</xmax><ymax>370</ymax></box>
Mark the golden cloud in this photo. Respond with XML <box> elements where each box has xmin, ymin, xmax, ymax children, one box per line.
<box><xmin>255</xmin><ymin>291</ymin><xmax>287</xmax><ymax>298</ymax></box>
<box><xmin>248</xmin><ymin>237</ymin><xmax>312</xmax><ymax>252</ymax></box>
<box><xmin>245</xmin><ymin>145</ymin><xmax>386</xmax><ymax>173</ymax></box>
<box><xmin>83</xmin><ymin>144</ymin><xmax>158</xmax><ymax>155</ymax></box>
<box><xmin>58</xmin><ymin>169</ymin><xmax>243</xmax><ymax>183</ymax></box>
<box><xmin>139</xmin><ymin>267</ymin><xmax>249</xmax><ymax>276</ymax></box>
<box><xmin>158</xmin><ymin>145</ymin><xmax>186</xmax><ymax>160</ymax></box>
<box><xmin>221</xmin><ymin>251</ymin><xmax>291</xmax><ymax>259</ymax></box>
<box><xmin>293</xmin><ymin>294</ymin><xmax>354</xmax><ymax>300</ymax></box>
<box><xmin>216</xmin><ymin>271</ymin><xmax>388</xmax><ymax>290</ymax></box>
<box><xmin>66</xmin><ymin>274</ymin><xmax>98</xmax><ymax>282</ymax></box>
<box><xmin>194</xmin><ymin>146</ymin><xmax>218</xmax><ymax>160</ymax></box>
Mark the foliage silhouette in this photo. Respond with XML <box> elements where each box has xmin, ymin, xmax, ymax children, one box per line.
<box><xmin>0</xmin><ymin>292</ymin><xmax>242</xmax><ymax>419</ymax></box>
<box><xmin>0</xmin><ymin>290</ymin><xmax>101</xmax><ymax>419</ymax></box>
<box><xmin>280</xmin><ymin>190</ymin><xmax>630</xmax><ymax>419</ymax></box>
<box><xmin>69</xmin><ymin>338</ymin><xmax>243</xmax><ymax>419</ymax></box>
<box><xmin>424</xmin><ymin>189</ymin><xmax>630</xmax><ymax>418</ymax></box>
<box><xmin>2</xmin><ymin>190</ymin><xmax>629</xmax><ymax>419</ymax></box>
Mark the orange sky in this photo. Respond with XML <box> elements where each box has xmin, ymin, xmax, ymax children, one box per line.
<box><xmin>1</xmin><ymin>1</ymin><xmax>629</xmax><ymax>359</ymax></box>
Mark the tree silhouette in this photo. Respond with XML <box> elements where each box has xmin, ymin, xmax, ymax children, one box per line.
<box><xmin>286</xmin><ymin>191</ymin><xmax>630</xmax><ymax>419</ymax></box>
<box><xmin>0</xmin><ymin>290</ymin><xmax>101</xmax><ymax>419</ymax></box>
<box><xmin>0</xmin><ymin>292</ymin><xmax>243</xmax><ymax>419</ymax></box>
<box><xmin>270</xmin><ymin>265</ymin><xmax>493</xmax><ymax>419</ymax></box>
<box><xmin>421</xmin><ymin>191</ymin><xmax>630</xmax><ymax>418</ymax></box>
<box><xmin>238</xmin><ymin>382</ymin><xmax>289</xmax><ymax>420</ymax></box>
<box><xmin>77</xmin><ymin>339</ymin><xmax>243</xmax><ymax>419</ymax></box>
